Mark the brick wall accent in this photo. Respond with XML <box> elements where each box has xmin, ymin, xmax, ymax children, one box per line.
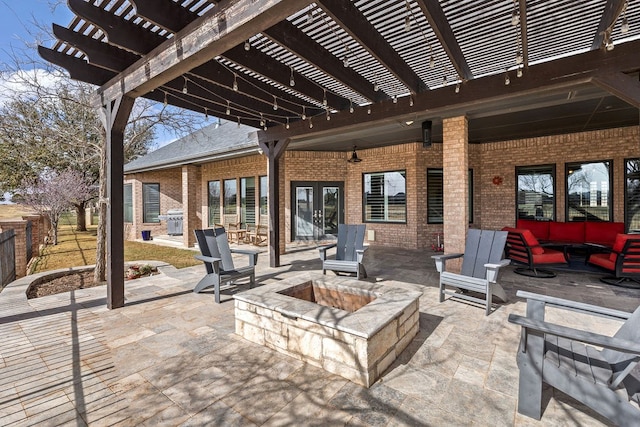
<box><xmin>182</xmin><ymin>165</ymin><xmax>202</xmax><ymax>247</ymax></box>
<box><xmin>124</xmin><ymin>168</ymin><xmax>183</xmax><ymax>240</ymax></box>
<box><xmin>443</xmin><ymin>116</ymin><xmax>469</xmax><ymax>263</ymax></box>
<box><xmin>22</xmin><ymin>215</ymin><xmax>42</xmax><ymax>257</ymax></box>
<box><xmin>478</xmin><ymin>126</ymin><xmax>639</xmax><ymax>230</ymax></box>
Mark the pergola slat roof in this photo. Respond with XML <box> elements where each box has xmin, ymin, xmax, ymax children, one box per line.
<box><xmin>40</xmin><ymin>0</ymin><xmax>640</xmax><ymax>147</ymax></box>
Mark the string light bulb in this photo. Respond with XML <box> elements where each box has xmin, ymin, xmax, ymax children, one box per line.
<box><xmin>286</xmin><ymin>117</ymin><xmax>290</xmax><ymax>129</ymax></box>
<box><xmin>367</xmin><ymin>105</ymin><xmax>371</xmax><ymax>115</ymax></box>
<box><xmin>163</xmin><ymin>91</ymin><xmax>167</xmax><ymax>106</ymax></box>
<box><xmin>237</xmin><ymin>116</ymin><xmax>241</xmax><ymax>128</ymax></box>
<box><xmin>323</xmin><ymin>89</ymin><xmax>327</xmax><ymax>107</ymax></box>
<box><xmin>511</xmin><ymin>9</ymin><xmax>519</xmax><ymax>26</ymax></box>
<box><xmin>622</xmin><ymin>15</ymin><xmax>630</xmax><ymax>34</ymax></box>
<box><xmin>233</xmin><ymin>73</ymin><xmax>238</xmax><ymax>91</ymax></box>
<box><xmin>349</xmin><ymin>100</ymin><xmax>354</xmax><ymax>113</ymax></box>
<box><xmin>273</xmin><ymin>96</ymin><xmax>278</xmax><ymax>111</ymax></box>
<box><xmin>343</xmin><ymin>56</ymin><xmax>350</xmax><ymax>67</ymax></box>
<box><xmin>429</xmin><ymin>55</ymin><xmax>435</xmax><ymax>69</ymax></box>
<box><xmin>289</xmin><ymin>67</ymin><xmax>295</xmax><ymax>87</ymax></box>
<box><xmin>374</xmin><ymin>82</ymin><xmax>379</xmax><ymax>92</ymax></box>
<box><xmin>309</xmin><ymin>117</ymin><xmax>313</xmax><ymax>129</ymax></box>
<box><xmin>182</xmin><ymin>76</ymin><xmax>188</xmax><ymax>94</ymax></box>
<box><xmin>226</xmin><ymin>101</ymin><xmax>230</xmax><ymax>116</ymax></box>
<box><xmin>326</xmin><ymin>110</ymin><xmax>331</xmax><ymax>121</ymax></box>
<box><xmin>455</xmin><ymin>82</ymin><xmax>460</xmax><ymax>93</ymax></box>
<box><xmin>517</xmin><ymin>67</ymin><xmax>523</xmax><ymax>78</ymax></box>
<box><xmin>409</xmin><ymin>96</ymin><xmax>414</xmax><ymax>107</ymax></box>
<box><xmin>605</xmin><ymin>32</ymin><xmax>614</xmax><ymax>51</ymax></box>
<box><xmin>260</xmin><ymin>113</ymin><xmax>265</xmax><ymax>127</ymax></box>
<box><xmin>516</xmin><ymin>52</ymin><xmax>523</xmax><ymax>65</ymax></box>
<box><xmin>393</xmin><ymin>95</ymin><xmax>398</xmax><ymax>104</ymax></box>
<box><xmin>504</xmin><ymin>69</ymin><xmax>511</xmax><ymax>85</ymax></box>
<box><xmin>405</xmin><ymin>15</ymin><xmax>411</xmax><ymax>32</ymax></box>
<box><xmin>204</xmin><ymin>108</ymin><xmax>208</xmax><ymax>119</ymax></box>
<box><xmin>301</xmin><ymin>106</ymin><xmax>306</xmax><ymax>120</ymax></box>
<box><xmin>442</xmin><ymin>75</ymin><xmax>447</xmax><ymax>86</ymax></box>
<box><xmin>244</xmin><ymin>40</ymin><xmax>250</xmax><ymax>51</ymax></box>
<box><xmin>307</xmin><ymin>6</ymin><xmax>313</xmax><ymax>24</ymax></box>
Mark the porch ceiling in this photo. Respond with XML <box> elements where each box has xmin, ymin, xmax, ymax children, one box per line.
<box><xmin>39</xmin><ymin>0</ymin><xmax>640</xmax><ymax>151</ymax></box>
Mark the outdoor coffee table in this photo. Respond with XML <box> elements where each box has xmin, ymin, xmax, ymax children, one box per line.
<box><xmin>227</xmin><ymin>229</ymin><xmax>247</xmax><ymax>244</ymax></box>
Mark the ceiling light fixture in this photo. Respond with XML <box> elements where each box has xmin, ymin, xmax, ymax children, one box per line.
<box><xmin>348</xmin><ymin>146</ymin><xmax>362</xmax><ymax>163</ymax></box>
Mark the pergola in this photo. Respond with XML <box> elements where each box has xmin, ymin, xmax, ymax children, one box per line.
<box><xmin>40</xmin><ymin>0</ymin><xmax>640</xmax><ymax>309</ymax></box>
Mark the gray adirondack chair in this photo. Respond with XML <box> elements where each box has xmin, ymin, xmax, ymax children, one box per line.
<box><xmin>508</xmin><ymin>291</ymin><xmax>640</xmax><ymax>425</ymax></box>
<box><xmin>318</xmin><ymin>224</ymin><xmax>368</xmax><ymax>280</ymax></box>
<box><xmin>193</xmin><ymin>228</ymin><xmax>259</xmax><ymax>303</ymax></box>
<box><xmin>432</xmin><ymin>229</ymin><xmax>510</xmax><ymax>315</ymax></box>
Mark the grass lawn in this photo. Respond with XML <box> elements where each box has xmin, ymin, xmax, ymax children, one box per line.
<box><xmin>0</xmin><ymin>204</ymin><xmax>37</xmax><ymax>219</ymax></box>
<box><xmin>30</xmin><ymin>215</ymin><xmax>200</xmax><ymax>274</ymax></box>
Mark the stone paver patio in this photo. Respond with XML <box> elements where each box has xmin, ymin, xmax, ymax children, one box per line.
<box><xmin>1</xmin><ymin>244</ymin><xmax>638</xmax><ymax>426</ymax></box>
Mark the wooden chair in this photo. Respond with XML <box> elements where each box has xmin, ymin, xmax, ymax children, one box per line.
<box><xmin>216</xmin><ymin>214</ymin><xmax>245</xmax><ymax>244</ymax></box>
<box><xmin>587</xmin><ymin>234</ymin><xmax>640</xmax><ymax>289</ymax></box>
<box><xmin>432</xmin><ymin>229</ymin><xmax>510</xmax><ymax>315</ymax></box>
<box><xmin>193</xmin><ymin>227</ymin><xmax>259</xmax><ymax>303</ymax></box>
<box><xmin>245</xmin><ymin>215</ymin><xmax>268</xmax><ymax>246</ymax></box>
<box><xmin>502</xmin><ymin>227</ymin><xmax>568</xmax><ymax>278</ymax></box>
<box><xmin>318</xmin><ymin>224</ymin><xmax>368</xmax><ymax>280</ymax></box>
<box><xmin>509</xmin><ymin>291</ymin><xmax>640</xmax><ymax>425</ymax></box>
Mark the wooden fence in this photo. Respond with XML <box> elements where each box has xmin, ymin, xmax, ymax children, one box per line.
<box><xmin>0</xmin><ymin>229</ymin><xmax>16</xmax><ymax>287</ymax></box>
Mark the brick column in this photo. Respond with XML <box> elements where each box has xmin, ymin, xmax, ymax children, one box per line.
<box><xmin>22</xmin><ymin>215</ymin><xmax>41</xmax><ymax>257</ymax></box>
<box><xmin>0</xmin><ymin>220</ymin><xmax>29</xmax><ymax>277</ymax></box>
<box><xmin>443</xmin><ymin>116</ymin><xmax>469</xmax><ymax>272</ymax></box>
<box><xmin>182</xmin><ymin>165</ymin><xmax>201</xmax><ymax>248</ymax></box>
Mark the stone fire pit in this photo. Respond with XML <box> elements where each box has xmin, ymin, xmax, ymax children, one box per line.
<box><xmin>234</xmin><ymin>273</ymin><xmax>421</xmax><ymax>387</ymax></box>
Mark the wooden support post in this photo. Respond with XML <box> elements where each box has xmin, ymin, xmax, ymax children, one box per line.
<box><xmin>99</xmin><ymin>95</ymin><xmax>135</xmax><ymax>309</ymax></box>
<box><xmin>258</xmin><ymin>139</ymin><xmax>290</xmax><ymax>268</ymax></box>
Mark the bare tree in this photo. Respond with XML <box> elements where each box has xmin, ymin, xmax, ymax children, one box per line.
<box><xmin>0</xmin><ymin>8</ymin><xmax>208</xmax><ymax>281</ymax></box>
<box><xmin>20</xmin><ymin>169</ymin><xmax>94</xmax><ymax>245</ymax></box>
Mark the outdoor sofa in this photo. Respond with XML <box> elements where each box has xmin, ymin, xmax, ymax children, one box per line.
<box><xmin>516</xmin><ymin>219</ymin><xmax>624</xmax><ymax>248</ymax></box>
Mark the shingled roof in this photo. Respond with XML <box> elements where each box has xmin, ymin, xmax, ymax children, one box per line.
<box><xmin>124</xmin><ymin>120</ymin><xmax>259</xmax><ymax>173</ymax></box>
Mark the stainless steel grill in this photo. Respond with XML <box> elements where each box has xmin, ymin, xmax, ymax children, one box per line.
<box><xmin>166</xmin><ymin>209</ymin><xmax>183</xmax><ymax>236</ymax></box>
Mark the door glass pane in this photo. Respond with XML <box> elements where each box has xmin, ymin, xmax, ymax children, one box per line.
<box><xmin>241</xmin><ymin>177</ymin><xmax>256</xmax><ymax>227</ymax></box>
<box><xmin>323</xmin><ymin>187</ymin><xmax>339</xmax><ymax>235</ymax></box>
<box><xmin>567</xmin><ymin>161</ymin><xmax>610</xmax><ymax>221</ymax></box>
<box><xmin>223</xmin><ymin>179</ymin><xmax>237</xmax><ymax>216</ymax></box>
<box><xmin>296</xmin><ymin>187</ymin><xmax>314</xmax><ymax>237</ymax></box>
<box><xmin>208</xmin><ymin>181</ymin><xmax>220</xmax><ymax>226</ymax></box>
<box><xmin>626</xmin><ymin>159</ymin><xmax>640</xmax><ymax>231</ymax></box>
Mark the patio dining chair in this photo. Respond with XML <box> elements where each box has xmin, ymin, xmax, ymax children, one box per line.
<box><xmin>318</xmin><ymin>224</ymin><xmax>368</xmax><ymax>280</ymax></box>
<box><xmin>193</xmin><ymin>227</ymin><xmax>259</xmax><ymax>303</ymax></box>
<box><xmin>508</xmin><ymin>291</ymin><xmax>640</xmax><ymax>425</ymax></box>
<box><xmin>432</xmin><ymin>229</ymin><xmax>510</xmax><ymax>315</ymax></box>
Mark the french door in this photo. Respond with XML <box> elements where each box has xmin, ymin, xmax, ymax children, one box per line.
<box><xmin>292</xmin><ymin>181</ymin><xmax>344</xmax><ymax>241</ymax></box>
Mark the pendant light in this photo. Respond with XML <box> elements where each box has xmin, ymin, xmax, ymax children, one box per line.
<box><xmin>348</xmin><ymin>146</ymin><xmax>362</xmax><ymax>163</ymax></box>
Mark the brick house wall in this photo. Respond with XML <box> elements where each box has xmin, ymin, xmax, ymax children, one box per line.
<box><xmin>124</xmin><ymin>125</ymin><xmax>639</xmax><ymax>251</ymax></box>
<box><xmin>124</xmin><ymin>168</ymin><xmax>182</xmax><ymax>240</ymax></box>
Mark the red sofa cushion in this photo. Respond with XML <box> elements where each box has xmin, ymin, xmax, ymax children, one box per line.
<box><xmin>532</xmin><ymin>248</ymin><xmax>567</xmax><ymax>265</ymax></box>
<box><xmin>589</xmin><ymin>253</ymin><xmax>615</xmax><ymax>270</ymax></box>
<box><xmin>549</xmin><ymin>221</ymin><xmax>584</xmax><ymax>243</ymax></box>
<box><xmin>517</xmin><ymin>219</ymin><xmax>550</xmax><ymax>241</ymax></box>
<box><xmin>610</xmin><ymin>234</ymin><xmax>636</xmax><ymax>262</ymax></box>
<box><xmin>503</xmin><ymin>227</ymin><xmax>544</xmax><ymax>255</ymax></box>
<box><xmin>585</xmin><ymin>222</ymin><xmax>625</xmax><ymax>247</ymax></box>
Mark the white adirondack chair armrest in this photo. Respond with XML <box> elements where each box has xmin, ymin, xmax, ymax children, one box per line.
<box><xmin>355</xmin><ymin>247</ymin><xmax>368</xmax><ymax>262</ymax></box>
<box><xmin>230</xmin><ymin>248</ymin><xmax>259</xmax><ymax>266</ymax></box>
<box><xmin>195</xmin><ymin>255</ymin><xmax>222</xmax><ymax>264</ymax></box>
<box><xmin>484</xmin><ymin>259</ymin><xmax>510</xmax><ymax>282</ymax></box>
<box><xmin>432</xmin><ymin>253</ymin><xmax>463</xmax><ymax>273</ymax></box>
<box><xmin>516</xmin><ymin>290</ymin><xmax>633</xmax><ymax>321</ymax></box>
<box><xmin>508</xmin><ymin>314</ymin><xmax>640</xmax><ymax>355</ymax></box>
<box><xmin>318</xmin><ymin>243</ymin><xmax>337</xmax><ymax>260</ymax></box>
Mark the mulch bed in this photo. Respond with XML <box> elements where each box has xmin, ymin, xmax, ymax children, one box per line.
<box><xmin>26</xmin><ymin>266</ymin><xmax>158</xmax><ymax>299</ymax></box>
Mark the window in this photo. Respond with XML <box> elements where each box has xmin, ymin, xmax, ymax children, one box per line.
<box><xmin>363</xmin><ymin>170</ymin><xmax>406</xmax><ymax>223</ymax></box>
<box><xmin>566</xmin><ymin>161</ymin><xmax>612</xmax><ymax>222</ymax></box>
<box><xmin>208</xmin><ymin>181</ymin><xmax>221</xmax><ymax>226</ymax></box>
<box><xmin>626</xmin><ymin>158</ymin><xmax>640</xmax><ymax>231</ymax></box>
<box><xmin>259</xmin><ymin>175</ymin><xmax>268</xmax><ymax>216</ymax></box>
<box><xmin>123</xmin><ymin>184</ymin><xmax>133</xmax><ymax>223</ymax></box>
<box><xmin>240</xmin><ymin>177</ymin><xmax>256</xmax><ymax>226</ymax></box>
<box><xmin>516</xmin><ymin>165</ymin><xmax>555</xmax><ymax>221</ymax></box>
<box><xmin>427</xmin><ymin>169</ymin><xmax>474</xmax><ymax>224</ymax></box>
<box><xmin>142</xmin><ymin>183</ymin><xmax>160</xmax><ymax>223</ymax></box>
<box><xmin>223</xmin><ymin>179</ymin><xmax>237</xmax><ymax>216</ymax></box>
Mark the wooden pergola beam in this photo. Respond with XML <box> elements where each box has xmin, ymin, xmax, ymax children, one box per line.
<box><xmin>591</xmin><ymin>0</ymin><xmax>627</xmax><ymax>50</ymax></box>
<box><xmin>592</xmin><ymin>72</ymin><xmax>640</xmax><ymax>108</ymax></box>
<box><xmin>263</xmin><ymin>20</ymin><xmax>388</xmax><ymax>102</ymax></box>
<box><xmin>414</xmin><ymin>0</ymin><xmax>473</xmax><ymax>81</ymax></box>
<box><xmin>130</xmin><ymin>0</ymin><xmax>197</xmax><ymax>33</ymax></box>
<box><xmin>260</xmin><ymin>39</ymin><xmax>640</xmax><ymax>142</ymax></box>
<box><xmin>92</xmin><ymin>0</ymin><xmax>313</xmax><ymax>106</ymax></box>
<box><xmin>317</xmin><ymin>0</ymin><xmax>428</xmax><ymax>94</ymax></box>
